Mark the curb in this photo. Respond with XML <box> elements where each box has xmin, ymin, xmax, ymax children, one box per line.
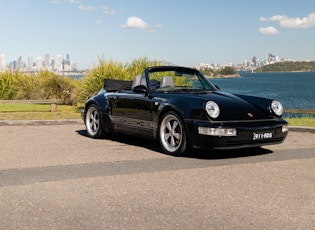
<box><xmin>0</xmin><ymin>120</ymin><xmax>314</xmax><ymax>133</ymax></box>
<box><xmin>288</xmin><ymin>126</ymin><xmax>315</xmax><ymax>133</ymax></box>
<box><xmin>0</xmin><ymin>119</ymin><xmax>83</xmax><ymax>126</ymax></box>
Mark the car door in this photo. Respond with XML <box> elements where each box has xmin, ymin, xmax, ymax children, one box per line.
<box><xmin>110</xmin><ymin>91</ymin><xmax>156</xmax><ymax>136</ymax></box>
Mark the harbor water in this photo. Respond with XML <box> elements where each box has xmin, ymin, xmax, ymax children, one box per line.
<box><xmin>210</xmin><ymin>72</ymin><xmax>315</xmax><ymax>112</ymax></box>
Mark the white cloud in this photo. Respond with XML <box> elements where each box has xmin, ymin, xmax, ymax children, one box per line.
<box><xmin>78</xmin><ymin>4</ymin><xmax>95</xmax><ymax>11</ymax></box>
<box><xmin>260</xmin><ymin>13</ymin><xmax>315</xmax><ymax>29</ymax></box>
<box><xmin>122</xmin><ymin>16</ymin><xmax>149</xmax><ymax>30</ymax></box>
<box><xmin>102</xmin><ymin>6</ymin><xmax>116</xmax><ymax>15</ymax></box>
<box><xmin>260</xmin><ymin>15</ymin><xmax>287</xmax><ymax>22</ymax></box>
<box><xmin>122</xmin><ymin>17</ymin><xmax>161</xmax><ymax>32</ymax></box>
<box><xmin>259</xmin><ymin>26</ymin><xmax>279</xmax><ymax>35</ymax></box>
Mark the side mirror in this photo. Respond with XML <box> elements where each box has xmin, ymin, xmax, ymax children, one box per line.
<box><xmin>133</xmin><ymin>85</ymin><xmax>148</xmax><ymax>96</ymax></box>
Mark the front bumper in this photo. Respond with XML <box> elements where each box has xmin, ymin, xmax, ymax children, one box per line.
<box><xmin>185</xmin><ymin>119</ymin><xmax>289</xmax><ymax>150</ymax></box>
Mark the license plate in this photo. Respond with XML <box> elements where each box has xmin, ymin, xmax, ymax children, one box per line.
<box><xmin>253</xmin><ymin>131</ymin><xmax>273</xmax><ymax>140</ymax></box>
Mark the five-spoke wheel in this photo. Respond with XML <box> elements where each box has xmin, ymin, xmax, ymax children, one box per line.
<box><xmin>159</xmin><ymin>111</ymin><xmax>187</xmax><ymax>156</ymax></box>
<box><xmin>85</xmin><ymin>104</ymin><xmax>102</xmax><ymax>138</ymax></box>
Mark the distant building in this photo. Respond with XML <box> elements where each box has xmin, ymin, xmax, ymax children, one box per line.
<box><xmin>36</xmin><ymin>57</ymin><xmax>43</xmax><ymax>70</ymax></box>
<box><xmin>17</xmin><ymin>56</ymin><xmax>23</xmax><ymax>69</ymax></box>
<box><xmin>252</xmin><ymin>56</ymin><xmax>257</xmax><ymax>67</ymax></box>
<box><xmin>44</xmin><ymin>54</ymin><xmax>51</xmax><ymax>70</ymax></box>
<box><xmin>1</xmin><ymin>53</ymin><xmax>79</xmax><ymax>72</ymax></box>
<box><xmin>28</xmin><ymin>55</ymin><xmax>33</xmax><ymax>71</ymax></box>
<box><xmin>55</xmin><ymin>55</ymin><xmax>63</xmax><ymax>72</ymax></box>
<box><xmin>266</xmin><ymin>53</ymin><xmax>279</xmax><ymax>64</ymax></box>
<box><xmin>0</xmin><ymin>54</ymin><xmax>5</xmax><ymax>71</ymax></box>
<box><xmin>63</xmin><ymin>53</ymin><xmax>71</xmax><ymax>71</ymax></box>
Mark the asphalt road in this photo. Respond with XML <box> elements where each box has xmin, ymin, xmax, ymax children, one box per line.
<box><xmin>0</xmin><ymin>124</ymin><xmax>314</xmax><ymax>229</ymax></box>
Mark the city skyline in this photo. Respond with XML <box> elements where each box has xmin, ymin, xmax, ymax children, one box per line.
<box><xmin>0</xmin><ymin>53</ymin><xmax>77</xmax><ymax>72</ymax></box>
<box><xmin>2</xmin><ymin>51</ymin><xmax>312</xmax><ymax>73</ymax></box>
<box><xmin>1</xmin><ymin>0</ymin><xmax>315</xmax><ymax>69</ymax></box>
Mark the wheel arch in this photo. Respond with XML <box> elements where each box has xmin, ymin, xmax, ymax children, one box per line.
<box><xmin>84</xmin><ymin>94</ymin><xmax>112</xmax><ymax>127</ymax></box>
<box><xmin>84</xmin><ymin>94</ymin><xmax>109</xmax><ymax>117</ymax></box>
<box><xmin>158</xmin><ymin>105</ymin><xmax>185</xmax><ymax>124</ymax></box>
<box><xmin>84</xmin><ymin>94</ymin><xmax>113</xmax><ymax>133</ymax></box>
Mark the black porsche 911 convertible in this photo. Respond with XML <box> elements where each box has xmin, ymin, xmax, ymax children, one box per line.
<box><xmin>82</xmin><ymin>66</ymin><xmax>288</xmax><ymax>156</ymax></box>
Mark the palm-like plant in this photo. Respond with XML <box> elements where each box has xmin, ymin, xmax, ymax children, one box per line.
<box><xmin>0</xmin><ymin>71</ymin><xmax>21</xmax><ymax>99</ymax></box>
<box><xmin>79</xmin><ymin>57</ymin><xmax>163</xmax><ymax>102</ymax></box>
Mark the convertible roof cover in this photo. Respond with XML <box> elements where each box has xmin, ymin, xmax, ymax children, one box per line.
<box><xmin>103</xmin><ymin>79</ymin><xmax>132</xmax><ymax>92</ymax></box>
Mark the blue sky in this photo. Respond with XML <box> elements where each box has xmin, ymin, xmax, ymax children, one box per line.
<box><xmin>1</xmin><ymin>0</ymin><xmax>315</xmax><ymax>69</ymax></box>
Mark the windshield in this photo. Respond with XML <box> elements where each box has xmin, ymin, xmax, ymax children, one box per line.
<box><xmin>147</xmin><ymin>68</ymin><xmax>217</xmax><ymax>93</ymax></box>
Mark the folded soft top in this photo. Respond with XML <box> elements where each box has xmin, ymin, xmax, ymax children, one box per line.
<box><xmin>103</xmin><ymin>79</ymin><xmax>133</xmax><ymax>92</ymax></box>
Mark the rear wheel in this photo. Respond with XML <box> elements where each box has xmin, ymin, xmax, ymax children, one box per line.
<box><xmin>85</xmin><ymin>104</ymin><xmax>103</xmax><ymax>138</ymax></box>
<box><xmin>159</xmin><ymin>111</ymin><xmax>187</xmax><ymax>156</ymax></box>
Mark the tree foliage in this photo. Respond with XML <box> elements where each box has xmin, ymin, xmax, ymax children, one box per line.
<box><xmin>78</xmin><ymin>57</ymin><xmax>163</xmax><ymax>101</ymax></box>
<box><xmin>0</xmin><ymin>57</ymin><xmax>163</xmax><ymax>105</ymax></box>
<box><xmin>218</xmin><ymin>66</ymin><xmax>237</xmax><ymax>75</ymax></box>
<box><xmin>200</xmin><ymin>66</ymin><xmax>237</xmax><ymax>77</ymax></box>
<box><xmin>0</xmin><ymin>70</ymin><xmax>80</xmax><ymax>104</ymax></box>
<box><xmin>256</xmin><ymin>61</ymin><xmax>315</xmax><ymax>72</ymax></box>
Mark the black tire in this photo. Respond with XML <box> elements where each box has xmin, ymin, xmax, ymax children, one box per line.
<box><xmin>158</xmin><ymin>111</ymin><xmax>188</xmax><ymax>156</ymax></box>
<box><xmin>85</xmin><ymin>104</ymin><xmax>104</xmax><ymax>138</ymax></box>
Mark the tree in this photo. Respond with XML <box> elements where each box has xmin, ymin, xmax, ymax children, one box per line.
<box><xmin>219</xmin><ymin>66</ymin><xmax>237</xmax><ymax>75</ymax></box>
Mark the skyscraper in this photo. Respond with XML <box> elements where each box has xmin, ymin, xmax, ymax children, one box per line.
<box><xmin>36</xmin><ymin>57</ymin><xmax>43</xmax><ymax>70</ymax></box>
<box><xmin>17</xmin><ymin>56</ymin><xmax>23</xmax><ymax>69</ymax></box>
<box><xmin>0</xmin><ymin>54</ymin><xmax>5</xmax><ymax>70</ymax></box>
<box><xmin>28</xmin><ymin>55</ymin><xmax>33</xmax><ymax>71</ymax></box>
<box><xmin>55</xmin><ymin>55</ymin><xmax>63</xmax><ymax>72</ymax></box>
<box><xmin>66</xmin><ymin>53</ymin><xmax>70</xmax><ymax>64</ymax></box>
<box><xmin>63</xmin><ymin>53</ymin><xmax>71</xmax><ymax>71</ymax></box>
<box><xmin>45</xmin><ymin>54</ymin><xmax>51</xmax><ymax>70</ymax></box>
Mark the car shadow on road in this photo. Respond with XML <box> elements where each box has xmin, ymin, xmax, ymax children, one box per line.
<box><xmin>183</xmin><ymin>148</ymin><xmax>272</xmax><ymax>160</ymax></box>
<box><xmin>76</xmin><ymin>130</ymin><xmax>273</xmax><ymax>160</ymax></box>
<box><xmin>76</xmin><ymin>130</ymin><xmax>163</xmax><ymax>153</ymax></box>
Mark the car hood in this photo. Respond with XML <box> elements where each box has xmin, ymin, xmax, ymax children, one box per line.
<box><xmin>162</xmin><ymin>91</ymin><xmax>274</xmax><ymax>121</ymax></box>
<box><xmin>207</xmin><ymin>91</ymin><xmax>273</xmax><ymax>120</ymax></box>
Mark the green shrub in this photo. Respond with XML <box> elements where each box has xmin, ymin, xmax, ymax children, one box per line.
<box><xmin>1</xmin><ymin>57</ymin><xmax>162</xmax><ymax>105</ymax></box>
<box><xmin>0</xmin><ymin>70</ymin><xmax>81</xmax><ymax>105</ymax></box>
<box><xmin>79</xmin><ymin>57</ymin><xmax>162</xmax><ymax>102</ymax></box>
<box><xmin>13</xmin><ymin>73</ymin><xmax>40</xmax><ymax>100</ymax></box>
<box><xmin>36</xmin><ymin>71</ymin><xmax>81</xmax><ymax>105</ymax></box>
<box><xmin>0</xmin><ymin>71</ymin><xmax>22</xmax><ymax>99</ymax></box>
<box><xmin>126</xmin><ymin>58</ymin><xmax>162</xmax><ymax>77</ymax></box>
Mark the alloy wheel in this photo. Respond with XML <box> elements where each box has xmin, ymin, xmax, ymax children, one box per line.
<box><xmin>159</xmin><ymin>113</ymin><xmax>184</xmax><ymax>154</ymax></box>
<box><xmin>86</xmin><ymin>105</ymin><xmax>100</xmax><ymax>137</ymax></box>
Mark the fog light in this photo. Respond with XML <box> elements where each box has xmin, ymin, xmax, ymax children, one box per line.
<box><xmin>282</xmin><ymin>125</ymin><xmax>289</xmax><ymax>133</ymax></box>
<box><xmin>198</xmin><ymin>127</ymin><xmax>237</xmax><ymax>136</ymax></box>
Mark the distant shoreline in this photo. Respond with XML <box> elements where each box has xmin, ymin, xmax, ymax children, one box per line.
<box><xmin>254</xmin><ymin>61</ymin><xmax>315</xmax><ymax>73</ymax></box>
<box><xmin>206</xmin><ymin>74</ymin><xmax>240</xmax><ymax>79</ymax></box>
<box><xmin>254</xmin><ymin>70</ymin><xmax>315</xmax><ymax>73</ymax></box>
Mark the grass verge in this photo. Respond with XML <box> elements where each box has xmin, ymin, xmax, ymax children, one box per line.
<box><xmin>0</xmin><ymin>104</ymin><xmax>81</xmax><ymax>120</ymax></box>
<box><xmin>1</xmin><ymin>104</ymin><xmax>315</xmax><ymax>128</ymax></box>
<box><xmin>286</xmin><ymin>117</ymin><xmax>315</xmax><ymax>128</ymax></box>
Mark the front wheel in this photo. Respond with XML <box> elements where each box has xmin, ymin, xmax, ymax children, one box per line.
<box><xmin>159</xmin><ymin>111</ymin><xmax>188</xmax><ymax>156</ymax></box>
<box><xmin>85</xmin><ymin>104</ymin><xmax>104</xmax><ymax>138</ymax></box>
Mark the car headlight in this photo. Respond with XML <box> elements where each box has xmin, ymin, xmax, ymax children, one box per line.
<box><xmin>206</xmin><ymin>101</ymin><xmax>220</xmax><ymax>119</ymax></box>
<box><xmin>271</xmin><ymin>100</ymin><xmax>283</xmax><ymax>116</ymax></box>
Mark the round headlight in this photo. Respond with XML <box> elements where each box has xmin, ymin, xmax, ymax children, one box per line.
<box><xmin>206</xmin><ymin>101</ymin><xmax>220</xmax><ymax>119</ymax></box>
<box><xmin>271</xmin><ymin>100</ymin><xmax>283</xmax><ymax>116</ymax></box>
